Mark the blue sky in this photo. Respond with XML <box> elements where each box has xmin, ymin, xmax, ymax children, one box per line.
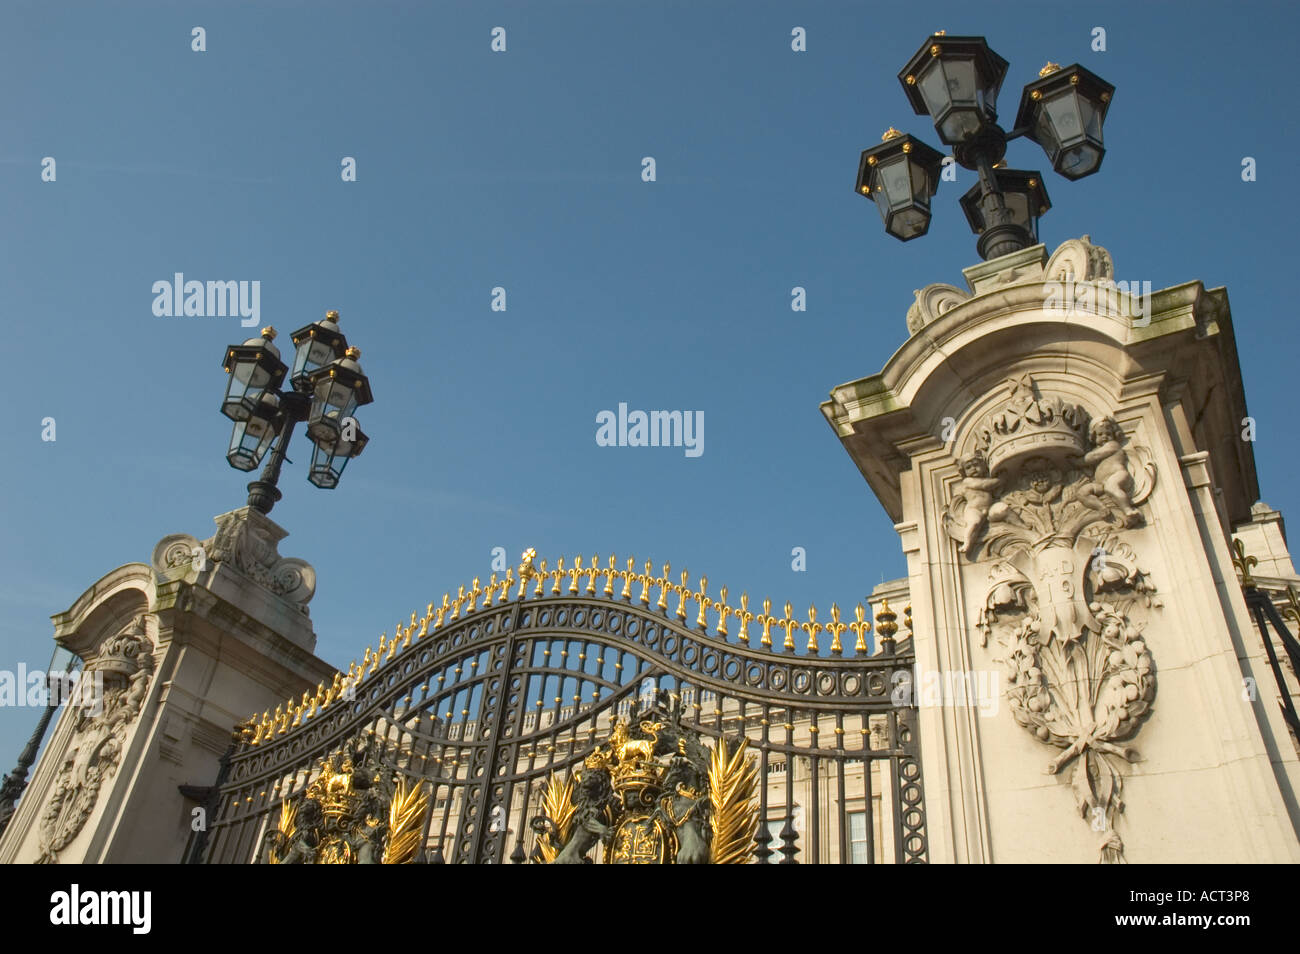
<box><xmin>2</xmin><ymin>0</ymin><xmax>1297</xmax><ymax>759</ymax></box>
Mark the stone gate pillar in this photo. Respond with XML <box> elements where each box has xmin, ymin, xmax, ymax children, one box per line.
<box><xmin>822</xmin><ymin>236</ymin><xmax>1300</xmax><ymax>863</ymax></box>
<box><xmin>0</xmin><ymin>506</ymin><xmax>336</xmax><ymax>864</ymax></box>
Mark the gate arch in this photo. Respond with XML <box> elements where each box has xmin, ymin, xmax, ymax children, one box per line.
<box><xmin>190</xmin><ymin>551</ymin><xmax>928</xmax><ymax>863</ymax></box>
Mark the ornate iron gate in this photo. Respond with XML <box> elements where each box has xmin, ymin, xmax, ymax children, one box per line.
<box><xmin>188</xmin><ymin>552</ymin><xmax>928</xmax><ymax>863</ymax></box>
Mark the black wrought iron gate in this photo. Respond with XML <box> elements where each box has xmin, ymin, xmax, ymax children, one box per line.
<box><xmin>188</xmin><ymin>555</ymin><xmax>928</xmax><ymax>863</ymax></box>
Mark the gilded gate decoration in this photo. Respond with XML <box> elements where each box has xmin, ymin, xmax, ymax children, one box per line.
<box><xmin>529</xmin><ymin>692</ymin><xmax>759</xmax><ymax>863</ymax></box>
<box><xmin>259</xmin><ymin>735</ymin><xmax>429</xmax><ymax>864</ymax></box>
<box><xmin>188</xmin><ymin>549</ymin><xmax>928</xmax><ymax>864</ymax></box>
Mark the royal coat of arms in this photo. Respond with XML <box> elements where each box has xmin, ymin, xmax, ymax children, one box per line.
<box><xmin>260</xmin><ymin>736</ymin><xmax>428</xmax><ymax>864</ymax></box>
<box><xmin>530</xmin><ymin>691</ymin><xmax>759</xmax><ymax>864</ymax></box>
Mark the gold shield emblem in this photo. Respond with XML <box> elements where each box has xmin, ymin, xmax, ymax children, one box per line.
<box><xmin>609</xmin><ymin>812</ymin><xmax>675</xmax><ymax>864</ymax></box>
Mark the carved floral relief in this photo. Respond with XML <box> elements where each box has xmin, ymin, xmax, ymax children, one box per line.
<box><xmin>942</xmin><ymin>375</ymin><xmax>1160</xmax><ymax>863</ymax></box>
<box><xmin>36</xmin><ymin>615</ymin><xmax>156</xmax><ymax>864</ymax></box>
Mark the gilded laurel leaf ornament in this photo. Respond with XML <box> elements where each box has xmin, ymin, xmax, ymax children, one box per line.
<box><xmin>382</xmin><ymin>777</ymin><xmax>429</xmax><ymax>865</ymax></box>
<box><xmin>533</xmin><ymin>773</ymin><xmax>576</xmax><ymax>863</ymax></box>
<box><xmin>709</xmin><ymin>736</ymin><xmax>760</xmax><ymax>865</ymax></box>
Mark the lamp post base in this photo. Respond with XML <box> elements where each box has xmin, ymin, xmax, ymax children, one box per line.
<box><xmin>246</xmin><ymin>480</ymin><xmax>283</xmax><ymax>515</ymax></box>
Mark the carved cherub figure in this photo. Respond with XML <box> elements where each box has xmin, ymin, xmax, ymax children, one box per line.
<box><xmin>953</xmin><ymin>454</ymin><xmax>1007</xmax><ymax>554</ymax></box>
<box><xmin>1079</xmin><ymin>417</ymin><xmax>1141</xmax><ymax>527</ymax></box>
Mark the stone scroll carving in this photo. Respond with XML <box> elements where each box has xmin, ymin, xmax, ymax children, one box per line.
<box><xmin>151</xmin><ymin>507</ymin><xmax>315</xmax><ymax>609</ymax></box>
<box><xmin>36</xmin><ymin>615</ymin><xmax>156</xmax><ymax>864</ymax></box>
<box><xmin>1044</xmin><ymin>234</ymin><xmax>1114</xmax><ymax>285</ymax></box>
<box><xmin>941</xmin><ymin>375</ymin><xmax>1160</xmax><ymax>863</ymax></box>
<box><xmin>906</xmin><ymin>283</ymin><xmax>971</xmax><ymax>334</ymax></box>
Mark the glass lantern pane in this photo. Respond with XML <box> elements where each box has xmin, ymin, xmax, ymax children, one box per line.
<box><xmin>1002</xmin><ymin>191</ymin><xmax>1031</xmax><ymax>230</ymax></box>
<box><xmin>939</xmin><ymin>109</ymin><xmax>982</xmax><ymax>143</ymax></box>
<box><xmin>887</xmin><ymin>207</ymin><xmax>929</xmax><ymax>240</ymax></box>
<box><xmin>941</xmin><ymin>58</ymin><xmax>977</xmax><ymax>106</ymax></box>
<box><xmin>1033</xmin><ymin>104</ymin><xmax>1061</xmax><ymax>154</ymax></box>
<box><xmin>1080</xmin><ymin>97</ymin><xmax>1103</xmax><ymax>140</ymax></box>
<box><xmin>1044</xmin><ymin>93</ymin><xmax>1084</xmax><ymax>146</ymax></box>
<box><xmin>911</xmin><ymin>160</ymin><xmax>933</xmax><ymax>205</ymax></box>
<box><xmin>1058</xmin><ymin>144</ymin><xmax>1103</xmax><ymax>179</ymax></box>
<box><xmin>916</xmin><ymin>61</ymin><xmax>950</xmax><ymax>115</ymax></box>
<box><xmin>878</xmin><ymin>158</ymin><xmax>912</xmax><ymax>210</ymax></box>
<box><xmin>314</xmin><ymin>377</ymin><xmax>348</xmax><ymax>411</ymax></box>
<box><xmin>871</xmin><ymin>183</ymin><xmax>892</xmax><ymax>221</ymax></box>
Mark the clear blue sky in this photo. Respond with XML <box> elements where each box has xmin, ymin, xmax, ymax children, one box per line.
<box><xmin>2</xmin><ymin>0</ymin><xmax>1297</xmax><ymax>760</ymax></box>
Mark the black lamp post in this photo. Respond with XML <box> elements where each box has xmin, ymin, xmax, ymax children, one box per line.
<box><xmin>858</xmin><ymin>33</ymin><xmax>1116</xmax><ymax>260</ymax></box>
<box><xmin>0</xmin><ymin>645</ymin><xmax>78</xmax><ymax>836</ymax></box>
<box><xmin>219</xmin><ymin>311</ymin><xmax>374</xmax><ymax>514</ymax></box>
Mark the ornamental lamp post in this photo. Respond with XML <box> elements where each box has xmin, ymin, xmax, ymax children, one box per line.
<box><xmin>1014</xmin><ymin>63</ymin><xmax>1115</xmax><ymax>181</ymax></box>
<box><xmin>308</xmin><ymin>423</ymin><xmax>369</xmax><ymax>489</ymax></box>
<box><xmin>899</xmin><ymin>34</ymin><xmax>1009</xmax><ymax>146</ymax></box>
<box><xmin>220</xmin><ymin>328</ymin><xmax>286</xmax><ymax>423</ymax></box>
<box><xmin>289</xmin><ymin>309</ymin><xmax>347</xmax><ymax>390</ymax></box>
<box><xmin>856</xmin><ymin>129</ymin><xmax>946</xmax><ymax>241</ymax></box>
<box><xmin>305</xmin><ymin>347</ymin><xmax>374</xmax><ymax>447</ymax></box>
<box><xmin>859</xmin><ymin>32</ymin><xmax>1116</xmax><ymax>261</ymax></box>
<box><xmin>219</xmin><ymin>311</ymin><xmax>373</xmax><ymax>514</ymax></box>
<box><xmin>225</xmin><ymin>391</ymin><xmax>280</xmax><ymax>471</ymax></box>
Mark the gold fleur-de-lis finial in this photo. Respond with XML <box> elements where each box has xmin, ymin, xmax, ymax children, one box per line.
<box><xmin>639</xmin><ymin>560</ymin><xmax>653</xmax><ymax>606</ymax></box>
<box><xmin>736</xmin><ymin>592</ymin><xmax>754</xmax><ymax>644</ymax></box>
<box><xmin>1232</xmin><ymin>538</ymin><xmax>1258</xmax><ymax>589</ymax></box>
<box><xmin>716</xmin><ymin>585</ymin><xmax>732</xmax><ymax>637</ymax></box>
<box><xmin>621</xmin><ymin>556</ymin><xmax>635</xmax><ymax>600</ymax></box>
<box><xmin>757</xmin><ymin>597</ymin><xmax>775</xmax><ymax>649</ymax></box>
<box><xmin>803</xmin><ymin>604</ymin><xmax>821</xmax><ymax>653</ymax></box>
<box><xmin>696</xmin><ymin>576</ymin><xmax>711</xmax><ymax>630</ymax></box>
<box><xmin>674</xmin><ymin>568</ymin><xmax>691</xmax><ymax>621</ymax></box>
<box><xmin>849</xmin><ymin>604</ymin><xmax>872</xmax><ymax>655</ymax></box>
<box><xmin>826</xmin><ymin>603</ymin><xmax>847</xmax><ymax>655</ymax></box>
<box><xmin>657</xmin><ymin>562</ymin><xmax>672</xmax><ymax>611</ymax></box>
<box><xmin>778</xmin><ymin>601</ymin><xmax>799</xmax><ymax>652</ymax></box>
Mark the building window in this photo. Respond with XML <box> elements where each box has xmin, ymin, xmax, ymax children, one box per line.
<box><xmin>767</xmin><ymin>760</ymin><xmax>786</xmax><ymax>775</ymax></box>
<box><xmin>848</xmin><ymin>810</ymin><xmax>869</xmax><ymax>864</ymax></box>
